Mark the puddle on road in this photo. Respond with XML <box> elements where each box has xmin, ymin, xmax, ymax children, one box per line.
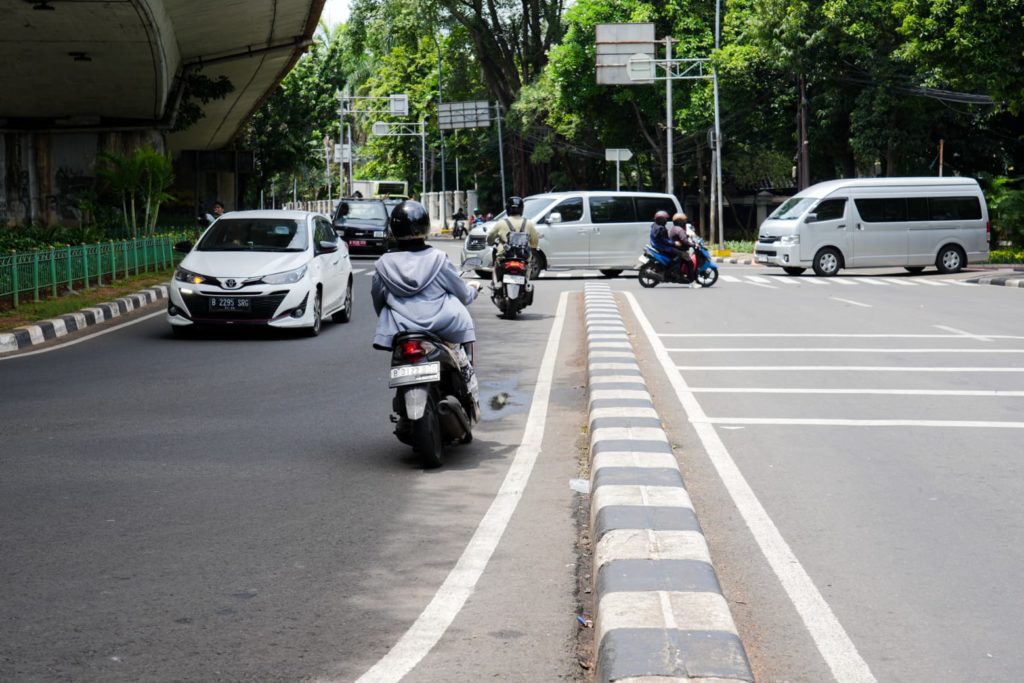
<box><xmin>479</xmin><ymin>375</ymin><xmax>530</xmax><ymax>421</ymax></box>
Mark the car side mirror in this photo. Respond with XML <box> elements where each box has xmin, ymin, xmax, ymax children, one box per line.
<box><xmin>318</xmin><ymin>240</ymin><xmax>339</xmax><ymax>254</ymax></box>
<box><xmin>174</xmin><ymin>239</ymin><xmax>193</xmax><ymax>254</ymax></box>
<box><xmin>547</xmin><ymin>212</ymin><xmax>562</xmax><ymax>225</ymax></box>
<box><xmin>804</xmin><ymin>213</ymin><xmax>818</xmax><ymax>223</ymax></box>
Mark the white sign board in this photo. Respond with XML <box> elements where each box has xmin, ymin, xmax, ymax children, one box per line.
<box><xmin>596</xmin><ymin>23</ymin><xmax>656</xmax><ymax>85</ymax></box>
<box><xmin>389</xmin><ymin>94</ymin><xmax>409</xmax><ymax>116</ymax></box>
<box><xmin>438</xmin><ymin>100</ymin><xmax>491</xmax><ymax>130</ymax></box>
<box><xmin>605</xmin><ymin>148</ymin><xmax>634</xmax><ymax>162</ymax></box>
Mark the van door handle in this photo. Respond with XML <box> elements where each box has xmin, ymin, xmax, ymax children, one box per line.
<box><xmin>837</xmin><ymin>224</ymin><xmax>846</xmax><ymax>229</ymax></box>
<box><xmin>856</xmin><ymin>223</ymin><xmax>864</xmax><ymax>230</ymax></box>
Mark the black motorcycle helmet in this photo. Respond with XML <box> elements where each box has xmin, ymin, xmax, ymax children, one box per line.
<box><xmin>654</xmin><ymin>210</ymin><xmax>670</xmax><ymax>226</ymax></box>
<box><xmin>506</xmin><ymin>196</ymin><xmax>525</xmax><ymax>216</ymax></box>
<box><xmin>389</xmin><ymin>200</ymin><xmax>431</xmax><ymax>240</ymax></box>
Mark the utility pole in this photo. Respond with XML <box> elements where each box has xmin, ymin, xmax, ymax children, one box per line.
<box><xmin>798</xmin><ymin>75</ymin><xmax>810</xmax><ymax>190</ymax></box>
<box><xmin>665</xmin><ymin>36</ymin><xmax>675</xmax><ymax>195</ymax></box>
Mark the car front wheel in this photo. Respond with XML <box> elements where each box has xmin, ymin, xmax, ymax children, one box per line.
<box><xmin>304</xmin><ymin>291</ymin><xmax>322</xmax><ymax>337</ymax></box>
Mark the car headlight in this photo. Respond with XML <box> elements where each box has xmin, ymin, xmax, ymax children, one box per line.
<box><xmin>780</xmin><ymin>235</ymin><xmax>800</xmax><ymax>244</ymax></box>
<box><xmin>174</xmin><ymin>268</ymin><xmax>208</xmax><ymax>285</ymax></box>
<box><xmin>260</xmin><ymin>265</ymin><xmax>308</xmax><ymax>285</ymax></box>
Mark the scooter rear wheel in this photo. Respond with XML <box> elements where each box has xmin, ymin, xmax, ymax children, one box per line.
<box><xmin>638</xmin><ymin>263</ymin><xmax>659</xmax><ymax>288</ymax></box>
<box><xmin>412</xmin><ymin>395</ymin><xmax>444</xmax><ymax>468</ymax></box>
<box><xmin>503</xmin><ymin>298</ymin><xmax>519</xmax><ymax>320</ymax></box>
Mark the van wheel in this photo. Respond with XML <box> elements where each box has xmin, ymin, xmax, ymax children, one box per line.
<box><xmin>783</xmin><ymin>267</ymin><xmax>806</xmax><ymax>276</ymax></box>
<box><xmin>600</xmin><ymin>269</ymin><xmax>623</xmax><ymax>278</ymax></box>
<box><xmin>812</xmin><ymin>248</ymin><xmax>842</xmax><ymax>277</ymax></box>
<box><xmin>904</xmin><ymin>266</ymin><xmax>926</xmax><ymax>274</ymax></box>
<box><xmin>936</xmin><ymin>245</ymin><xmax>965</xmax><ymax>274</ymax></box>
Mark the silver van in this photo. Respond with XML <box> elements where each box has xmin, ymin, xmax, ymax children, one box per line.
<box><xmin>461</xmin><ymin>191</ymin><xmax>681</xmax><ymax>276</ymax></box>
<box><xmin>756</xmin><ymin>177</ymin><xmax>990</xmax><ymax>276</ymax></box>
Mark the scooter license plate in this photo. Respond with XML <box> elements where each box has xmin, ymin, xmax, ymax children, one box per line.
<box><xmin>639</xmin><ymin>254</ymin><xmax>650</xmax><ymax>264</ymax></box>
<box><xmin>389</xmin><ymin>361</ymin><xmax>441</xmax><ymax>387</ymax></box>
<box><xmin>756</xmin><ymin>254</ymin><xmax>768</xmax><ymax>263</ymax></box>
<box><xmin>504</xmin><ymin>274</ymin><xmax>526</xmax><ymax>285</ymax></box>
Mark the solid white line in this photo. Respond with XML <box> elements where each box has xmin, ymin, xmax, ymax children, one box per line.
<box><xmin>687</xmin><ymin>387</ymin><xmax>1024</xmax><ymax>397</ymax></box>
<box><xmin>934</xmin><ymin>325</ymin><xmax>992</xmax><ymax>343</ymax></box>
<box><xmin>665</xmin><ymin>347</ymin><xmax>1024</xmax><ymax>354</ymax></box>
<box><xmin>676</xmin><ymin>365</ymin><xmax>1024</xmax><ymax>372</ymax></box>
<box><xmin>831</xmin><ymin>297</ymin><xmax>872</xmax><ymax>308</ymax></box>
<box><xmin>659</xmin><ymin>333</ymin><xmax>1024</xmax><ymax>339</ymax></box>
<box><xmin>0</xmin><ymin>310</ymin><xmax>165</xmax><ymax>361</ymax></box>
<box><xmin>626</xmin><ymin>292</ymin><xmax>877</xmax><ymax>683</ymax></box>
<box><xmin>351</xmin><ymin>291</ymin><xmax>568</xmax><ymax>683</ymax></box>
<box><xmin>698</xmin><ymin>417</ymin><xmax>1024</xmax><ymax>429</ymax></box>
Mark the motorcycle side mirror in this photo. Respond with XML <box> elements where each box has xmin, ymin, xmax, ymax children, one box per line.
<box><xmin>461</xmin><ymin>256</ymin><xmax>483</xmax><ymax>272</ymax></box>
<box><xmin>174</xmin><ymin>239</ymin><xmax>193</xmax><ymax>254</ymax></box>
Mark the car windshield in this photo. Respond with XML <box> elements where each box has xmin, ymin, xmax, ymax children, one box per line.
<box><xmin>197</xmin><ymin>218</ymin><xmax>308</xmax><ymax>252</ymax></box>
<box><xmin>345</xmin><ymin>202</ymin><xmax>387</xmax><ymax>220</ymax></box>
<box><xmin>769</xmin><ymin>197</ymin><xmax>816</xmax><ymax>220</ymax></box>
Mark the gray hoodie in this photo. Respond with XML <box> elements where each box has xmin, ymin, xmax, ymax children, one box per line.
<box><xmin>371</xmin><ymin>246</ymin><xmax>478</xmax><ymax>349</ymax></box>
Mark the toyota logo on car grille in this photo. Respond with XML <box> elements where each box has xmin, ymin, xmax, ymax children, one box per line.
<box><xmin>225</xmin><ymin>279</ymin><xmax>238</xmax><ymax>289</ymax></box>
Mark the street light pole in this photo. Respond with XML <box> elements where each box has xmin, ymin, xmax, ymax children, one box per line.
<box><xmin>665</xmin><ymin>37</ymin><xmax>675</xmax><ymax>195</ymax></box>
<box><xmin>437</xmin><ymin>37</ymin><xmax>447</xmax><ymax>231</ymax></box>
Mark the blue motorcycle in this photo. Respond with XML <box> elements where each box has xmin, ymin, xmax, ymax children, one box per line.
<box><xmin>637</xmin><ymin>237</ymin><xmax>719</xmax><ymax>288</ymax></box>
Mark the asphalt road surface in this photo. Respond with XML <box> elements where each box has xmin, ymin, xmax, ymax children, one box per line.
<box><xmin>1</xmin><ymin>243</ymin><xmax>590</xmax><ymax>682</ymax></box>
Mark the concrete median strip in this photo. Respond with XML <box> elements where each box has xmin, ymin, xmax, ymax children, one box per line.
<box><xmin>583</xmin><ymin>283</ymin><xmax>753</xmax><ymax>683</ymax></box>
<box><xmin>0</xmin><ymin>285</ymin><xmax>168</xmax><ymax>355</ymax></box>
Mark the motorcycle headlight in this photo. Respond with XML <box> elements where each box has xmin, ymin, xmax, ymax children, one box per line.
<box><xmin>781</xmin><ymin>234</ymin><xmax>800</xmax><ymax>244</ymax></box>
<box><xmin>260</xmin><ymin>265</ymin><xmax>308</xmax><ymax>285</ymax></box>
<box><xmin>174</xmin><ymin>268</ymin><xmax>208</xmax><ymax>285</ymax></box>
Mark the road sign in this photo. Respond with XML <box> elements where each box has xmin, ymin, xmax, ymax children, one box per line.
<box><xmin>389</xmin><ymin>94</ymin><xmax>409</xmax><ymax>116</ymax></box>
<box><xmin>605</xmin><ymin>148</ymin><xmax>633</xmax><ymax>162</ymax></box>
<box><xmin>595</xmin><ymin>23</ymin><xmax>655</xmax><ymax>85</ymax></box>
<box><xmin>438</xmin><ymin>101</ymin><xmax>491</xmax><ymax>130</ymax></box>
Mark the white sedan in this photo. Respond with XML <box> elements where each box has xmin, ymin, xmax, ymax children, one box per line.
<box><xmin>167</xmin><ymin>210</ymin><xmax>353</xmax><ymax>336</ymax></box>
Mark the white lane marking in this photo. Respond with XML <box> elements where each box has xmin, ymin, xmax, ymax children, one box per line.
<box><xmin>915</xmin><ymin>279</ymin><xmax>948</xmax><ymax>286</ymax></box>
<box><xmin>800</xmin><ymin>278</ymin><xmax>831</xmax><ymax>286</ymax></box>
<box><xmin>666</xmin><ymin>348</ymin><xmax>1024</xmax><ymax>354</ymax></box>
<box><xmin>688</xmin><ymin>388</ymin><xmax>1024</xmax><ymax>397</ymax></box>
<box><xmin>744</xmin><ymin>278</ymin><xmax>778</xmax><ymax>289</ymax></box>
<box><xmin>625</xmin><ymin>292</ymin><xmax>877</xmax><ymax>683</ymax></box>
<box><xmin>721</xmin><ymin>275</ymin><xmax>742</xmax><ymax>283</ymax></box>
<box><xmin>831</xmin><ymin>297</ymin><xmax>872</xmax><ymax>308</ymax></box>
<box><xmin>676</xmin><ymin>365</ymin><xmax>1024</xmax><ymax>372</ymax></box>
<box><xmin>350</xmin><ymin>268</ymin><xmax>366</xmax><ymax>275</ymax></box>
<box><xmin>746</xmin><ymin>275</ymin><xmax>772</xmax><ymax>284</ymax></box>
<box><xmin>770</xmin><ymin>277</ymin><xmax>800</xmax><ymax>285</ymax></box>
<box><xmin>351</xmin><ymin>292</ymin><xmax>569</xmax><ymax>683</ymax></box>
<box><xmin>828</xmin><ymin>279</ymin><xmax>858</xmax><ymax>286</ymax></box>
<box><xmin>943</xmin><ymin>279</ymin><xmax>975</xmax><ymax>286</ymax></box>
<box><xmin>698</xmin><ymin>417</ymin><xmax>1024</xmax><ymax>429</ymax></box>
<box><xmin>659</xmin><ymin>333</ymin><xmax>1024</xmax><ymax>339</ymax></box>
<box><xmin>934</xmin><ymin>325</ymin><xmax>992</xmax><ymax>343</ymax></box>
<box><xmin>854</xmin><ymin>277</ymin><xmax>888</xmax><ymax>286</ymax></box>
<box><xmin>0</xmin><ymin>310</ymin><xmax>165</xmax><ymax>361</ymax></box>
<box><xmin>879</xmin><ymin>278</ymin><xmax>917</xmax><ymax>286</ymax></box>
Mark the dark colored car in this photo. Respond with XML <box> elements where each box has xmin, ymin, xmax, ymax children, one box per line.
<box><xmin>333</xmin><ymin>199</ymin><xmax>391</xmax><ymax>255</ymax></box>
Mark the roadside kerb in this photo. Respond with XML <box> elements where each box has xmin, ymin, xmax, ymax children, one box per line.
<box><xmin>0</xmin><ymin>285</ymin><xmax>169</xmax><ymax>355</ymax></box>
<box><xmin>971</xmin><ymin>274</ymin><xmax>1024</xmax><ymax>288</ymax></box>
<box><xmin>584</xmin><ymin>283</ymin><xmax>753</xmax><ymax>683</ymax></box>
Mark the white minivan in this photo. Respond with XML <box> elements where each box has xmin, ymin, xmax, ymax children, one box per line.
<box><xmin>461</xmin><ymin>191</ymin><xmax>681</xmax><ymax>276</ymax></box>
<box><xmin>756</xmin><ymin>177</ymin><xmax>990</xmax><ymax>276</ymax></box>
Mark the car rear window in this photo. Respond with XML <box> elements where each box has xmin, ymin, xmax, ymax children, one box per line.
<box><xmin>589</xmin><ymin>196</ymin><xmax>637</xmax><ymax>223</ymax></box>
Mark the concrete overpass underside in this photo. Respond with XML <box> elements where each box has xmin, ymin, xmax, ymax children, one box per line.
<box><xmin>1</xmin><ymin>0</ymin><xmax>325</xmax><ymax>226</ymax></box>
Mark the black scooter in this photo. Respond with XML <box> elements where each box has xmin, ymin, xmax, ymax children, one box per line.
<box><xmin>490</xmin><ymin>232</ymin><xmax>534</xmax><ymax>319</ymax></box>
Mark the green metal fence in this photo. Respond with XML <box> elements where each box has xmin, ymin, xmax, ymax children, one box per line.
<box><xmin>0</xmin><ymin>237</ymin><xmax>181</xmax><ymax>308</ymax></box>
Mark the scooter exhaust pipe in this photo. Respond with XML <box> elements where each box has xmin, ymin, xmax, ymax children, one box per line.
<box><xmin>437</xmin><ymin>396</ymin><xmax>471</xmax><ymax>440</ymax></box>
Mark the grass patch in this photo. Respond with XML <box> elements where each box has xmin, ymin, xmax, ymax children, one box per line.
<box><xmin>0</xmin><ymin>269</ymin><xmax>173</xmax><ymax>332</ymax></box>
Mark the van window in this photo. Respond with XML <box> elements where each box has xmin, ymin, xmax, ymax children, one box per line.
<box><xmin>855</xmin><ymin>198</ymin><xmax>907</xmax><ymax>222</ymax></box>
<box><xmin>635</xmin><ymin>197</ymin><xmax>677</xmax><ymax>222</ymax></box>
<box><xmin>929</xmin><ymin>196</ymin><xmax>982</xmax><ymax>221</ymax></box>
<box><xmin>589</xmin><ymin>196</ymin><xmax>637</xmax><ymax>223</ymax></box>
<box><xmin>907</xmin><ymin>198</ymin><xmax>930</xmax><ymax>221</ymax></box>
<box><xmin>812</xmin><ymin>198</ymin><xmax>846</xmax><ymax>221</ymax></box>
<box><xmin>550</xmin><ymin>197</ymin><xmax>583</xmax><ymax>222</ymax></box>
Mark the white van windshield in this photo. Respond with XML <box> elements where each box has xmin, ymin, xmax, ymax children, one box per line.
<box><xmin>769</xmin><ymin>197</ymin><xmax>816</xmax><ymax>220</ymax></box>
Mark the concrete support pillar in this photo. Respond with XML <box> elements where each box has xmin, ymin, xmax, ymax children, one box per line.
<box><xmin>466</xmin><ymin>189</ymin><xmax>479</xmax><ymax>214</ymax></box>
<box><xmin>755</xmin><ymin>190</ymin><xmax>773</xmax><ymax>229</ymax></box>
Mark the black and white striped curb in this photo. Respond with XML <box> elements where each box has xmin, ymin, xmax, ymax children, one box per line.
<box><xmin>0</xmin><ymin>285</ymin><xmax>169</xmax><ymax>355</ymax></box>
<box><xmin>971</xmin><ymin>273</ymin><xmax>1024</xmax><ymax>287</ymax></box>
<box><xmin>714</xmin><ymin>256</ymin><xmax>755</xmax><ymax>265</ymax></box>
<box><xmin>584</xmin><ymin>283</ymin><xmax>753</xmax><ymax>683</ymax></box>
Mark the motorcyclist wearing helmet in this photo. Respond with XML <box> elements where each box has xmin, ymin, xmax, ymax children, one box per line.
<box><xmin>670</xmin><ymin>212</ymin><xmax>697</xmax><ymax>279</ymax></box>
<box><xmin>486</xmin><ymin>196</ymin><xmax>539</xmax><ymax>259</ymax></box>
<box><xmin>372</xmin><ymin>200</ymin><xmax>482</xmax><ymax>398</ymax></box>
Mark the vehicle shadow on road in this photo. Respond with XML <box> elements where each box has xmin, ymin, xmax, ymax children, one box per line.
<box><xmin>394</xmin><ymin>437</ymin><xmax>515</xmax><ymax>472</ymax></box>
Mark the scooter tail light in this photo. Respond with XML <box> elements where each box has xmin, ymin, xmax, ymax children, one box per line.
<box><xmin>398</xmin><ymin>339</ymin><xmax>435</xmax><ymax>363</ymax></box>
<box><xmin>504</xmin><ymin>260</ymin><xmax>525</xmax><ymax>273</ymax></box>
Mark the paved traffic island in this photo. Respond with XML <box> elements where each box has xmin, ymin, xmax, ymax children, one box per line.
<box><xmin>583</xmin><ymin>283</ymin><xmax>753</xmax><ymax>682</ymax></box>
<box><xmin>0</xmin><ymin>285</ymin><xmax>169</xmax><ymax>355</ymax></box>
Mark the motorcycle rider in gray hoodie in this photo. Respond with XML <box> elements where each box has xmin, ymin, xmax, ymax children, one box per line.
<box><xmin>372</xmin><ymin>200</ymin><xmax>481</xmax><ymax>401</ymax></box>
